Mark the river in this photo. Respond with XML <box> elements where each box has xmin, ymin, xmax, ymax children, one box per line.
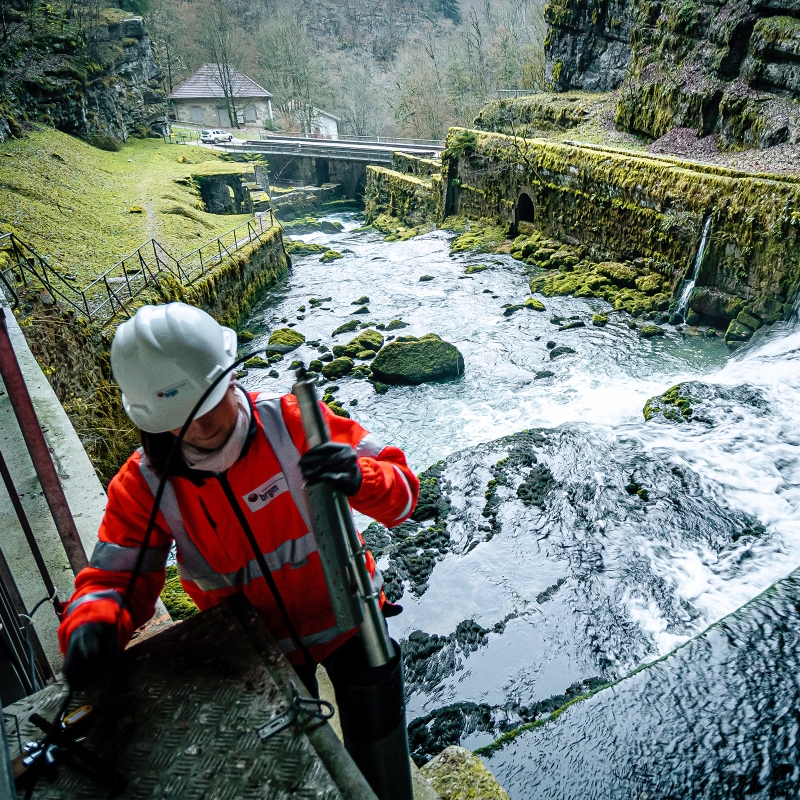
<box><xmin>238</xmin><ymin>213</ymin><xmax>800</xmax><ymax>767</ymax></box>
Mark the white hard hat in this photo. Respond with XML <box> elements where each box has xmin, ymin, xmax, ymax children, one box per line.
<box><xmin>111</xmin><ymin>303</ymin><xmax>237</xmax><ymax>433</ymax></box>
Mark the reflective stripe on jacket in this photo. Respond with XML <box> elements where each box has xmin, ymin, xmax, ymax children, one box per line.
<box><xmin>58</xmin><ymin>392</ymin><xmax>419</xmax><ymax>665</ymax></box>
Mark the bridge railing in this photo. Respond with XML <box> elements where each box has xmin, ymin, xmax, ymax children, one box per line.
<box><xmin>0</xmin><ymin>210</ymin><xmax>277</xmax><ymax>328</ymax></box>
<box><xmin>256</xmin><ymin>132</ymin><xmax>444</xmax><ymax>148</ymax></box>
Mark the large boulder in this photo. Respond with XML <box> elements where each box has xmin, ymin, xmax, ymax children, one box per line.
<box><xmin>370</xmin><ymin>334</ymin><xmax>464</xmax><ymax>385</ymax></box>
<box><xmin>689</xmin><ymin>287</ymin><xmax>745</xmax><ymax>323</ymax></box>
<box><xmin>421</xmin><ymin>746</ymin><xmax>509</xmax><ymax>800</ymax></box>
<box><xmin>333</xmin><ymin>329</ymin><xmax>385</xmax><ymax>359</ymax></box>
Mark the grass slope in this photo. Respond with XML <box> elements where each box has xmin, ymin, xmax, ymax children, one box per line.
<box><xmin>0</xmin><ymin>127</ymin><xmax>253</xmax><ymax>283</ymax></box>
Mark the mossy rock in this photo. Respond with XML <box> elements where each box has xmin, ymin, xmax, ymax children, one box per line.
<box><xmin>352</xmin><ymin>305</ymin><xmax>370</xmax><ymax>315</ymax></box>
<box><xmin>450</xmin><ymin>220</ymin><xmax>508</xmax><ymax>254</ymax></box>
<box><xmin>559</xmin><ymin>320</ymin><xmax>585</xmax><ymax>331</ymax></box>
<box><xmin>635</xmin><ymin>274</ymin><xmax>664</xmax><ymax>295</ymax></box>
<box><xmin>465</xmin><ymin>264</ymin><xmax>489</xmax><ymax>275</ymax></box>
<box><xmin>419</xmin><ymin>275</ymin><xmax>435</xmax><ymax>282</ymax></box>
<box><xmin>325</xmin><ymin>400</ymin><xmax>350</xmax><ymax>418</ymax></box>
<box><xmin>370</xmin><ymin>334</ymin><xmax>465</xmax><ymax>385</ymax></box>
<box><xmin>309</xmin><ymin>359</ymin><xmax>324</xmax><ymax>372</ymax></box>
<box><xmin>338</xmin><ymin>329</ymin><xmax>385</xmax><ymax>358</ymax></box>
<box><xmin>268</xmin><ymin>328</ymin><xmax>305</xmax><ymax>352</ymax></box>
<box><xmin>386</xmin><ymin>319</ymin><xmax>409</xmax><ymax>330</ymax></box>
<box><xmin>332</xmin><ymin>320</ymin><xmax>360</xmax><ymax>336</ymax></box>
<box><xmin>736</xmin><ymin>310</ymin><xmax>761</xmax><ymax>331</ymax></box>
<box><xmin>725</xmin><ymin>319</ymin><xmax>754</xmax><ymax>344</ymax></box>
<box><xmin>244</xmin><ymin>355</ymin><xmax>270</xmax><ymax>368</ymax></box>
<box><xmin>321</xmin><ymin>250</ymin><xmax>343</xmax><ymax>263</ymax></box>
<box><xmin>238</xmin><ymin>330</ymin><xmax>255</xmax><ymax>342</ymax></box>
<box><xmin>322</xmin><ymin>357</ymin><xmax>355</xmax><ymax>379</ymax></box>
<box><xmin>160</xmin><ymin>565</ymin><xmax>199</xmax><ymax>621</ymax></box>
<box><xmin>420</xmin><ymin>745</ymin><xmax>510</xmax><ymax>800</ymax></box>
<box><xmin>596</xmin><ymin>262</ymin><xmax>637</xmax><ymax>287</ymax></box>
<box><xmin>643</xmin><ymin>383</ymin><xmax>694</xmax><ymax>423</ymax></box>
<box><xmin>503</xmin><ymin>304</ymin><xmax>525</xmax><ymax>317</ymax></box>
<box><xmin>639</xmin><ymin>324</ymin><xmax>665</xmax><ymax>338</ymax></box>
<box><xmin>525</xmin><ymin>298</ymin><xmax>546</xmax><ymax>311</ymax></box>
<box><xmin>285</xmin><ymin>240</ymin><xmax>329</xmax><ymax>258</ymax></box>
<box><xmin>592</xmin><ymin>314</ymin><xmax>608</xmax><ymax>326</ymax></box>
<box><xmin>352</xmin><ymin>295</ymin><xmax>370</xmax><ymax>305</ymax></box>
<box><xmin>535</xmin><ymin>370</ymin><xmax>554</xmax><ymax>379</ymax></box>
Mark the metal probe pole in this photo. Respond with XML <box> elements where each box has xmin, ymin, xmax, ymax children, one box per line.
<box><xmin>293</xmin><ymin>369</ymin><xmax>393</xmax><ymax>667</ymax></box>
<box><xmin>293</xmin><ymin>369</ymin><xmax>413</xmax><ymax>800</ymax></box>
<box><xmin>0</xmin><ymin>308</ymin><xmax>87</xmax><ymax>574</ymax></box>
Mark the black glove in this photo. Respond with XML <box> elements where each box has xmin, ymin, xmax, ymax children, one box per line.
<box><xmin>62</xmin><ymin>623</ymin><xmax>121</xmax><ymax>691</ymax></box>
<box><xmin>299</xmin><ymin>442</ymin><xmax>363</xmax><ymax>496</ymax></box>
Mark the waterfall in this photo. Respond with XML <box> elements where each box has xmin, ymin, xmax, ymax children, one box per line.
<box><xmin>676</xmin><ymin>215</ymin><xmax>712</xmax><ymax>321</ymax></box>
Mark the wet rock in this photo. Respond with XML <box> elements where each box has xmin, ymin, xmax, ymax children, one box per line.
<box><xmin>686</xmin><ymin>309</ymin><xmax>700</xmax><ymax>326</ymax></box>
<box><xmin>324</xmin><ymin>399</ymin><xmax>350</xmax><ymax>418</ymax></box>
<box><xmin>643</xmin><ymin>381</ymin><xmax>767</xmax><ymax>426</ymax></box>
<box><xmin>549</xmin><ymin>345</ymin><xmax>575</xmax><ymax>359</ymax></box>
<box><xmin>268</xmin><ymin>369</ymin><xmax>279</xmax><ymax>378</ymax></box>
<box><xmin>321</xmin><ymin>250</ymin><xmax>343</xmax><ymax>263</ymax></box>
<box><xmin>535</xmin><ymin>370</ymin><xmax>555</xmax><ymax>379</ymax></box>
<box><xmin>465</xmin><ymin>264</ymin><xmax>489</xmax><ymax>274</ymax></box>
<box><xmin>639</xmin><ymin>324</ymin><xmax>665</xmax><ymax>338</ymax></box>
<box><xmin>244</xmin><ymin>356</ymin><xmax>270</xmax><ymax>368</ymax></box>
<box><xmin>419</xmin><ymin>275</ymin><xmax>435</xmax><ymax>282</ymax></box>
<box><xmin>352</xmin><ymin>305</ymin><xmax>370</xmax><ymax>315</ymax></box>
<box><xmin>309</xmin><ymin>359</ymin><xmax>324</xmax><ymax>372</ymax></box>
<box><xmin>336</xmin><ymin>329</ymin><xmax>384</xmax><ymax>359</ymax></box>
<box><xmin>724</xmin><ymin>319</ymin><xmax>754</xmax><ymax>345</ymax></box>
<box><xmin>285</xmin><ymin>240</ymin><xmax>329</xmax><ymax>258</ymax></box>
<box><xmin>736</xmin><ymin>310</ymin><xmax>761</xmax><ymax>331</ymax></box>
<box><xmin>267</xmin><ymin>328</ymin><xmax>305</xmax><ymax>352</ymax></box>
<box><xmin>689</xmin><ymin>287</ymin><xmax>745</xmax><ymax>323</ymax></box>
<box><xmin>592</xmin><ymin>314</ymin><xmax>608</xmax><ymax>327</ymax></box>
<box><xmin>238</xmin><ymin>330</ymin><xmax>255</xmax><ymax>342</ymax></box>
<box><xmin>525</xmin><ymin>298</ymin><xmax>546</xmax><ymax>312</ymax></box>
<box><xmin>352</xmin><ymin>296</ymin><xmax>370</xmax><ymax>305</ymax></box>
<box><xmin>421</xmin><ymin>746</ymin><xmax>510</xmax><ymax>800</ymax></box>
<box><xmin>558</xmin><ymin>320</ymin><xmax>585</xmax><ymax>331</ymax></box>
<box><xmin>503</xmin><ymin>304</ymin><xmax>525</xmax><ymax>317</ymax></box>
<box><xmin>370</xmin><ymin>334</ymin><xmax>465</xmax><ymax>385</ymax></box>
<box><xmin>546</xmin><ymin>341</ymin><xmax>557</xmax><ymax>349</ymax></box>
<box><xmin>320</xmin><ymin>352</ymin><xmax>334</xmax><ymax>362</ymax></box>
<box><xmin>332</xmin><ymin>320</ymin><xmax>360</xmax><ymax>336</ymax></box>
<box><xmin>289</xmin><ymin>360</ymin><xmax>302</xmax><ymax>370</ymax></box>
<box><xmin>322</xmin><ymin>357</ymin><xmax>355</xmax><ymax>379</ymax></box>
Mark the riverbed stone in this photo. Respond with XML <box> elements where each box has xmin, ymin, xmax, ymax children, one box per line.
<box><xmin>386</xmin><ymin>319</ymin><xmax>409</xmax><ymax>330</ymax></box>
<box><xmin>352</xmin><ymin>305</ymin><xmax>369</xmax><ymax>315</ymax></box>
<box><xmin>244</xmin><ymin>355</ymin><xmax>270</xmax><ymax>368</ymax></box>
<box><xmin>559</xmin><ymin>320</ymin><xmax>585</xmax><ymax>331</ymax></box>
<box><xmin>268</xmin><ymin>328</ymin><xmax>305</xmax><ymax>352</ymax></box>
<box><xmin>321</xmin><ymin>250</ymin><xmax>343</xmax><ymax>263</ymax></box>
<box><xmin>737</xmin><ymin>310</ymin><xmax>761</xmax><ymax>331</ymax></box>
<box><xmin>352</xmin><ymin>296</ymin><xmax>370</xmax><ymax>305</ymax></box>
<box><xmin>370</xmin><ymin>334</ymin><xmax>465</xmax><ymax>385</ymax></box>
<box><xmin>535</xmin><ymin>370</ymin><xmax>555</xmax><ymax>379</ymax></box>
<box><xmin>525</xmin><ymin>298</ymin><xmax>546</xmax><ymax>311</ymax></box>
<box><xmin>421</xmin><ymin>746</ymin><xmax>509</xmax><ymax>800</ymax></box>
<box><xmin>592</xmin><ymin>314</ymin><xmax>608</xmax><ymax>326</ymax></box>
<box><xmin>465</xmin><ymin>264</ymin><xmax>489</xmax><ymax>274</ymax></box>
<box><xmin>420</xmin><ymin>275</ymin><xmax>435</xmax><ymax>282</ymax></box>
<box><xmin>549</xmin><ymin>345</ymin><xmax>575</xmax><ymax>359</ymax></box>
<box><xmin>689</xmin><ymin>287</ymin><xmax>745</xmax><ymax>322</ymax></box>
<box><xmin>725</xmin><ymin>319</ymin><xmax>755</xmax><ymax>344</ymax></box>
<box><xmin>322</xmin><ymin>357</ymin><xmax>355</xmax><ymax>379</ymax></box>
<box><xmin>639</xmin><ymin>324</ymin><xmax>665</xmax><ymax>338</ymax></box>
<box><xmin>332</xmin><ymin>320</ymin><xmax>360</xmax><ymax>336</ymax></box>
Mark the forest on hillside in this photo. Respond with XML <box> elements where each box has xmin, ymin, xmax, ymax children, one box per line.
<box><xmin>145</xmin><ymin>0</ymin><xmax>547</xmax><ymax>138</ymax></box>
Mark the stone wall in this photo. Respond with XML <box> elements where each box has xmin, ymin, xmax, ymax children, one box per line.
<box><xmin>195</xmin><ymin>174</ymin><xmax>254</xmax><ymax>214</ymax></box>
<box><xmin>364</xmin><ymin>166</ymin><xmax>443</xmax><ymax>229</ymax></box>
<box><xmin>172</xmin><ymin>98</ymin><xmax>271</xmax><ymax>128</ymax></box>
<box><xmin>543</xmin><ymin>0</ymin><xmax>800</xmax><ymax>149</ymax></box>
<box><xmin>0</xmin><ymin>6</ymin><xmax>168</xmax><ymax>143</ymax></box>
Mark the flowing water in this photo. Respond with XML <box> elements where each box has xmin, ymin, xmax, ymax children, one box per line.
<box><xmin>675</xmin><ymin>215</ymin><xmax>712</xmax><ymax>320</ymax></box>
<box><xmin>240</xmin><ymin>214</ymin><xmax>800</xmax><ymax>786</ymax></box>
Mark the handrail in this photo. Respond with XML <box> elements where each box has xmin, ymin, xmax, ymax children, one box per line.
<box><xmin>256</xmin><ymin>132</ymin><xmax>445</xmax><ymax>148</ymax></box>
<box><xmin>0</xmin><ymin>209</ymin><xmax>276</xmax><ymax>328</ymax></box>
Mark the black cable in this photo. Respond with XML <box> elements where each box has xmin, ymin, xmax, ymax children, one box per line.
<box><xmin>123</xmin><ymin>349</ymin><xmax>315</xmax><ymax>671</ymax></box>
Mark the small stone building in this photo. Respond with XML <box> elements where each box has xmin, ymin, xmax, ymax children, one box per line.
<box><xmin>169</xmin><ymin>64</ymin><xmax>273</xmax><ymax>127</ymax></box>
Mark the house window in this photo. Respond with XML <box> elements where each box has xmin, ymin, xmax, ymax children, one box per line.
<box><xmin>190</xmin><ymin>106</ymin><xmax>203</xmax><ymax>124</ymax></box>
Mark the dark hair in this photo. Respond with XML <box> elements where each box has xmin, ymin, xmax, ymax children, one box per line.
<box><xmin>139</xmin><ymin>430</ymin><xmax>195</xmax><ymax>479</ymax></box>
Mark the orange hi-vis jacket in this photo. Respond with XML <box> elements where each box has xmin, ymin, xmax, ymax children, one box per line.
<box><xmin>58</xmin><ymin>391</ymin><xmax>420</xmax><ymax>665</ymax></box>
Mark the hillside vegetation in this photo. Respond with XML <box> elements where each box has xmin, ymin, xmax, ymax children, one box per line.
<box><xmin>0</xmin><ymin>127</ymin><xmax>252</xmax><ymax>283</ymax></box>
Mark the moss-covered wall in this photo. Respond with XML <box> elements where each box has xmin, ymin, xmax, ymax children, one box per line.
<box><xmin>17</xmin><ymin>224</ymin><xmax>289</xmax><ymax>485</ymax></box>
<box><xmin>365</xmin><ymin>166</ymin><xmax>442</xmax><ymax>228</ymax></box>
<box><xmin>446</xmin><ymin>128</ymin><xmax>800</xmax><ymax>318</ymax></box>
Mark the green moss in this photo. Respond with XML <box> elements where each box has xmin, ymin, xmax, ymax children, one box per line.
<box><xmin>321</xmin><ymin>250</ymin><xmax>343</xmax><ymax>263</ymax></box>
<box><xmin>465</xmin><ymin>264</ymin><xmax>489</xmax><ymax>274</ymax></box>
<box><xmin>386</xmin><ymin>319</ymin><xmax>409</xmax><ymax>330</ymax></box>
<box><xmin>371</xmin><ymin>334</ymin><xmax>464</xmax><ymax>385</ymax></box>
<box><xmin>639</xmin><ymin>324</ymin><xmax>665</xmax><ymax>337</ymax></box>
<box><xmin>592</xmin><ymin>314</ymin><xmax>608</xmax><ymax>326</ymax></box>
<box><xmin>244</xmin><ymin>355</ymin><xmax>270</xmax><ymax>368</ymax></box>
<box><xmin>332</xmin><ymin>320</ymin><xmax>360</xmax><ymax>336</ymax></box>
<box><xmin>285</xmin><ymin>240</ymin><xmax>330</xmax><ymax>258</ymax></box>
<box><xmin>450</xmin><ymin>219</ymin><xmax>508</xmax><ymax>254</ymax></box>
<box><xmin>643</xmin><ymin>383</ymin><xmax>694</xmax><ymax>422</ymax></box>
<box><xmin>421</xmin><ymin>746</ymin><xmax>510</xmax><ymax>800</ymax></box>
<box><xmin>322</xmin><ymin>356</ymin><xmax>355</xmax><ymax>379</ymax></box>
<box><xmin>268</xmin><ymin>328</ymin><xmax>305</xmax><ymax>352</ymax></box>
<box><xmin>525</xmin><ymin>298</ymin><xmax>546</xmax><ymax>311</ymax></box>
<box><xmin>160</xmin><ymin>565</ymin><xmax>199</xmax><ymax>621</ymax></box>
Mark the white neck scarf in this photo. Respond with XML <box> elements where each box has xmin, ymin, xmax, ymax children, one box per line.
<box><xmin>181</xmin><ymin>385</ymin><xmax>251</xmax><ymax>473</ymax></box>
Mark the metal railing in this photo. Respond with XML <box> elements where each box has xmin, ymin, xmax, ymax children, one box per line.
<box><xmin>257</xmin><ymin>131</ymin><xmax>444</xmax><ymax>148</ymax></box>
<box><xmin>0</xmin><ymin>210</ymin><xmax>276</xmax><ymax>328</ymax></box>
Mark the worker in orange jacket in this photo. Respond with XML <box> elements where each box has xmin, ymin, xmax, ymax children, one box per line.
<box><xmin>59</xmin><ymin>302</ymin><xmax>419</xmax><ymax>695</ymax></box>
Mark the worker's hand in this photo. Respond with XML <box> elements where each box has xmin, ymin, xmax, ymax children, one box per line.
<box><xmin>299</xmin><ymin>442</ymin><xmax>363</xmax><ymax>496</ymax></box>
<box><xmin>62</xmin><ymin>623</ymin><xmax>121</xmax><ymax>691</ymax></box>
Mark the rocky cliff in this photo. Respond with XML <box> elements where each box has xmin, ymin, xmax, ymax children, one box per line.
<box><xmin>0</xmin><ymin>3</ymin><xmax>168</xmax><ymax>143</ymax></box>
<box><xmin>545</xmin><ymin>0</ymin><xmax>800</xmax><ymax>149</ymax></box>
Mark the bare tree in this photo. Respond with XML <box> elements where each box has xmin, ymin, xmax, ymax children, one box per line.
<box><xmin>197</xmin><ymin>0</ymin><xmax>247</xmax><ymax>128</ymax></box>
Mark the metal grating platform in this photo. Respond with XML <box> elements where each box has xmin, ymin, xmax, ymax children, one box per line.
<box><xmin>4</xmin><ymin>596</ymin><xmax>376</xmax><ymax>799</ymax></box>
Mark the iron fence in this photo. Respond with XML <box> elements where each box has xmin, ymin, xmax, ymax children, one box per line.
<box><xmin>0</xmin><ymin>210</ymin><xmax>276</xmax><ymax>328</ymax></box>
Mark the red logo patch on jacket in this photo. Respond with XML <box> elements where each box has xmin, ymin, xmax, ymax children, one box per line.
<box><xmin>243</xmin><ymin>473</ymin><xmax>288</xmax><ymax>512</ymax></box>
